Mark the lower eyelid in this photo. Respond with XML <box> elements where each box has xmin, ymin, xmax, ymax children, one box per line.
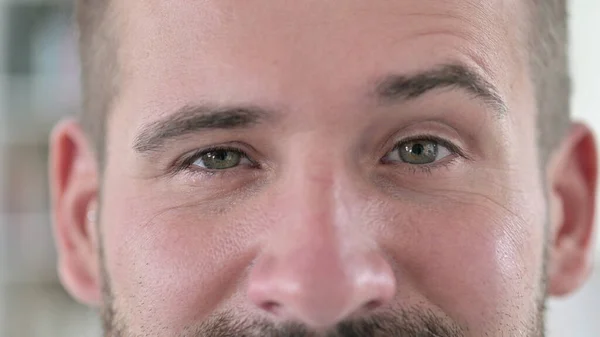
<box><xmin>178</xmin><ymin>138</ymin><xmax>461</xmax><ymax>176</ymax></box>
<box><xmin>404</xmin><ymin>155</ymin><xmax>460</xmax><ymax>172</ymax></box>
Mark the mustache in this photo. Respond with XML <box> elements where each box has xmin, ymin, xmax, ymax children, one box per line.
<box><xmin>190</xmin><ymin>308</ymin><xmax>466</xmax><ymax>337</ymax></box>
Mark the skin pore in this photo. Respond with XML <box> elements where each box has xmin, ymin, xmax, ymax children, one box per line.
<box><xmin>50</xmin><ymin>1</ymin><xmax>598</xmax><ymax>336</ymax></box>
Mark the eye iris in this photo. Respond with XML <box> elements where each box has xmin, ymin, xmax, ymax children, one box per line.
<box><xmin>400</xmin><ymin>141</ymin><xmax>438</xmax><ymax>164</ymax></box>
<box><xmin>201</xmin><ymin>150</ymin><xmax>241</xmax><ymax>169</ymax></box>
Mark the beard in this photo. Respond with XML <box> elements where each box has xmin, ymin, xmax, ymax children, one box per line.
<box><xmin>103</xmin><ymin>305</ymin><xmax>468</xmax><ymax>337</ymax></box>
<box><xmin>96</xmin><ymin>236</ymin><xmax>547</xmax><ymax>337</ymax></box>
<box><xmin>101</xmin><ymin>285</ymin><xmax>546</xmax><ymax>337</ymax></box>
<box><xmin>98</xmin><ymin>244</ymin><xmax>547</xmax><ymax>337</ymax></box>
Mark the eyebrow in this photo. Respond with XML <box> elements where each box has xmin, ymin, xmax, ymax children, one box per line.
<box><xmin>133</xmin><ymin>105</ymin><xmax>269</xmax><ymax>153</ymax></box>
<box><xmin>133</xmin><ymin>63</ymin><xmax>506</xmax><ymax>154</ymax></box>
<box><xmin>375</xmin><ymin>63</ymin><xmax>507</xmax><ymax>116</ymax></box>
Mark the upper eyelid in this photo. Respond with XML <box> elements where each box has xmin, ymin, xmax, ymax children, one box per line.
<box><xmin>391</xmin><ymin>135</ymin><xmax>462</xmax><ymax>155</ymax></box>
<box><xmin>187</xmin><ymin>147</ymin><xmax>251</xmax><ymax>165</ymax></box>
<box><xmin>173</xmin><ymin>135</ymin><xmax>467</xmax><ymax>173</ymax></box>
<box><xmin>168</xmin><ymin>147</ymin><xmax>250</xmax><ymax>175</ymax></box>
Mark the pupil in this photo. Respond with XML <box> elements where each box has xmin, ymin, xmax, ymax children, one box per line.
<box><xmin>412</xmin><ymin>144</ymin><xmax>425</xmax><ymax>155</ymax></box>
<box><xmin>214</xmin><ymin>151</ymin><xmax>228</xmax><ymax>161</ymax></box>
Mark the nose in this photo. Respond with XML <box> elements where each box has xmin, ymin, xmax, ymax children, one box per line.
<box><xmin>247</xmin><ymin>171</ymin><xmax>396</xmax><ymax>329</ymax></box>
<box><xmin>248</xmin><ymin>247</ymin><xmax>396</xmax><ymax>328</ymax></box>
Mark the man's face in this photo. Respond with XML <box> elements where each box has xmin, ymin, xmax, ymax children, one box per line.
<box><xmin>49</xmin><ymin>0</ymin><xmax>598</xmax><ymax>336</ymax></box>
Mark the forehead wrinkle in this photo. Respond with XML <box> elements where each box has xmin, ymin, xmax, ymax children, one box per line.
<box><xmin>114</xmin><ymin>0</ymin><xmax>523</xmax><ymax>134</ymax></box>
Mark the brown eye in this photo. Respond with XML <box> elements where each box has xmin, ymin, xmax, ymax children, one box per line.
<box><xmin>385</xmin><ymin>139</ymin><xmax>453</xmax><ymax>165</ymax></box>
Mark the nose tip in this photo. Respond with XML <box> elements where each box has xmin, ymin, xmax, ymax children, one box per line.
<box><xmin>247</xmin><ymin>252</ymin><xmax>396</xmax><ymax>329</ymax></box>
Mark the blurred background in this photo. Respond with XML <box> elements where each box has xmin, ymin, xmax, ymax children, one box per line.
<box><xmin>0</xmin><ymin>0</ymin><xmax>598</xmax><ymax>336</ymax></box>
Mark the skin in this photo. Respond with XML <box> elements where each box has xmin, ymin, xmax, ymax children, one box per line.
<box><xmin>50</xmin><ymin>0</ymin><xmax>598</xmax><ymax>336</ymax></box>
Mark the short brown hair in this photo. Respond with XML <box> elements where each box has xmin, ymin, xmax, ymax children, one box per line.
<box><xmin>76</xmin><ymin>0</ymin><xmax>117</xmax><ymax>163</ymax></box>
<box><xmin>76</xmin><ymin>0</ymin><xmax>570</xmax><ymax>164</ymax></box>
<box><xmin>529</xmin><ymin>0</ymin><xmax>571</xmax><ymax>164</ymax></box>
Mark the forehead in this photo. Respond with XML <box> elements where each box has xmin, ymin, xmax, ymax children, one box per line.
<box><xmin>112</xmin><ymin>0</ymin><xmax>528</xmax><ymax>123</ymax></box>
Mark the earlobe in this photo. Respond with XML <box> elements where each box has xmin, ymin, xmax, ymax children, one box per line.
<box><xmin>50</xmin><ymin>119</ymin><xmax>102</xmax><ymax>306</ymax></box>
<box><xmin>546</xmin><ymin>122</ymin><xmax>598</xmax><ymax>297</ymax></box>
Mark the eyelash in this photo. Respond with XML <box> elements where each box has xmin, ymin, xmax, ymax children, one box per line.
<box><xmin>173</xmin><ymin>135</ymin><xmax>466</xmax><ymax>177</ymax></box>
<box><xmin>172</xmin><ymin>146</ymin><xmax>256</xmax><ymax>177</ymax></box>
<box><xmin>383</xmin><ymin>134</ymin><xmax>466</xmax><ymax>175</ymax></box>
<box><xmin>400</xmin><ymin>156</ymin><xmax>458</xmax><ymax>176</ymax></box>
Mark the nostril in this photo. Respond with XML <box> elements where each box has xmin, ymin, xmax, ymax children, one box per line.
<box><xmin>260</xmin><ymin>300</ymin><xmax>282</xmax><ymax>314</ymax></box>
<box><xmin>364</xmin><ymin>300</ymin><xmax>382</xmax><ymax>311</ymax></box>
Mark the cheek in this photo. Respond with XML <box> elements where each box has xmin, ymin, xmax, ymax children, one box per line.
<box><xmin>377</xmin><ymin>189</ymin><xmax>546</xmax><ymax>330</ymax></box>
<box><xmin>100</xmin><ymin>184</ymin><xmax>259</xmax><ymax>330</ymax></box>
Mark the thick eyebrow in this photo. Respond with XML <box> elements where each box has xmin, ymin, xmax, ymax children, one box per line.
<box><xmin>134</xmin><ymin>64</ymin><xmax>505</xmax><ymax>154</ymax></box>
<box><xmin>133</xmin><ymin>105</ymin><xmax>269</xmax><ymax>153</ymax></box>
<box><xmin>375</xmin><ymin>64</ymin><xmax>507</xmax><ymax>116</ymax></box>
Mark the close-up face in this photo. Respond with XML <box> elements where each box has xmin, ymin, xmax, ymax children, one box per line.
<box><xmin>49</xmin><ymin>1</ymin><xmax>598</xmax><ymax>336</ymax></box>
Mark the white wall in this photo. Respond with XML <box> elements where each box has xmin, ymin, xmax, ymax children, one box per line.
<box><xmin>546</xmin><ymin>2</ymin><xmax>600</xmax><ymax>336</ymax></box>
<box><xmin>570</xmin><ymin>0</ymin><xmax>600</xmax><ymax>258</ymax></box>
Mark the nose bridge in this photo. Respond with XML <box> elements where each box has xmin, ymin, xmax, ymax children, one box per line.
<box><xmin>276</xmin><ymin>142</ymin><xmax>356</xmax><ymax>244</ymax></box>
<box><xmin>270</xmin><ymin>145</ymin><xmax>349</xmax><ymax>268</ymax></box>
<box><xmin>247</xmin><ymin>146</ymin><xmax>396</xmax><ymax>328</ymax></box>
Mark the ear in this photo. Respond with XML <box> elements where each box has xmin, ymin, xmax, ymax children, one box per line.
<box><xmin>546</xmin><ymin>122</ymin><xmax>598</xmax><ymax>297</ymax></box>
<box><xmin>49</xmin><ymin>118</ymin><xmax>102</xmax><ymax>306</ymax></box>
